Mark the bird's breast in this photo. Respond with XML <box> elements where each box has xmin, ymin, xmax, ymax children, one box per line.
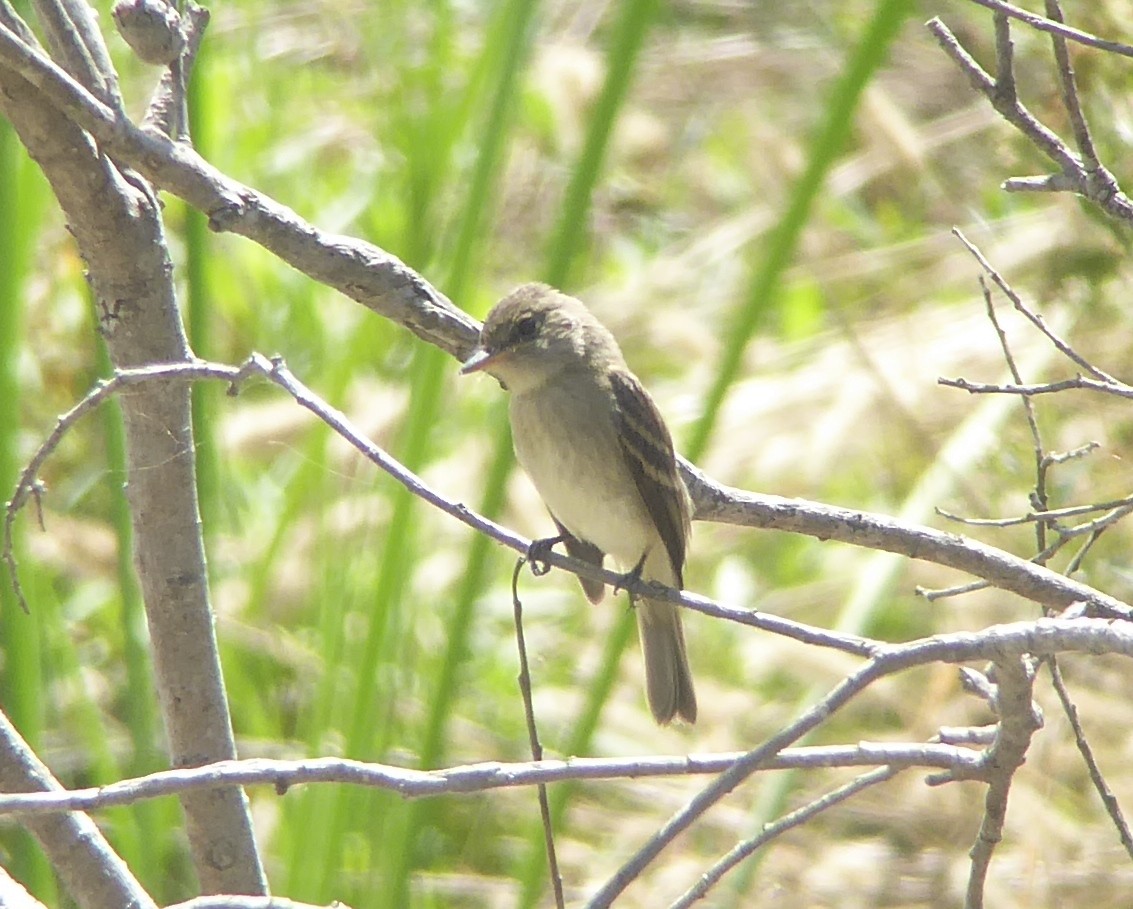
<box><xmin>510</xmin><ymin>380</ymin><xmax>653</xmax><ymax>566</ymax></box>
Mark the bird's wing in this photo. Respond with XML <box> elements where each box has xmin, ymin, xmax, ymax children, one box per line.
<box><xmin>609</xmin><ymin>369</ymin><xmax>690</xmax><ymax>586</ymax></box>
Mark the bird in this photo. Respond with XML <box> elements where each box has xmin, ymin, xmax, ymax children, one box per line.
<box><xmin>461</xmin><ymin>282</ymin><xmax>696</xmax><ymax>724</ymax></box>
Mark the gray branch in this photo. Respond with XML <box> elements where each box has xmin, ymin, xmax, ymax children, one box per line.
<box><xmin>0</xmin><ymin>6</ymin><xmax>265</xmax><ymax>897</ymax></box>
<box><xmin>0</xmin><ymin>711</ymin><xmax>156</xmax><ymax>909</ymax></box>
<box><xmin>0</xmin><ymin>742</ymin><xmax>981</xmax><ymax>819</ymax></box>
<box><xmin>584</xmin><ymin>618</ymin><xmax>1132</xmax><ymax>908</ymax></box>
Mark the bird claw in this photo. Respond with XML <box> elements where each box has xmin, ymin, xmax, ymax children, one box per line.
<box><xmin>613</xmin><ymin>554</ymin><xmax>647</xmax><ymax>598</ymax></box>
<box><xmin>526</xmin><ymin>535</ymin><xmax>564</xmax><ymax>577</ymax></box>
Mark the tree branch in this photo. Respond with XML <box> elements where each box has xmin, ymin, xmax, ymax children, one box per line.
<box><xmin>0</xmin><ymin>15</ymin><xmax>478</xmax><ymax>358</ymax></box>
<box><xmin>927</xmin><ymin>11</ymin><xmax>1133</xmax><ymax>222</ymax></box>
<box><xmin>166</xmin><ymin>900</ymin><xmax>356</xmax><ymax>909</ymax></box>
<box><xmin>964</xmin><ymin>658</ymin><xmax>1042</xmax><ymax>909</ymax></box>
<box><xmin>584</xmin><ymin>617</ymin><xmax>1131</xmax><ymax>907</ymax></box>
<box><xmin>0</xmin><ymin>742</ymin><xmax>985</xmax><ymax>818</ymax></box>
<box><xmin>963</xmin><ymin>0</ymin><xmax>1133</xmax><ymax>58</ymax></box>
<box><xmin>0</xmin><ymin>709</ymin><xmax>156</xmax><ymax>909</ymax></box>
<box><xmin>9</xmin><ymin>358</ymin><xmax>1130</xmax><ymax>656</ymax></box>
<box><xmin>671</xmin><ymin>765</ymin><xmax>902</xmax><ymax>908</ymax></box>
<box><xmin>1</xmin><ymin>15</ymin><xmax>1131</xmax><ymax>622</ymax></box>
<box><xmin>0</xmin><ymin>13</ymin><xmax>265</xmax><ymax>895</ymax></box>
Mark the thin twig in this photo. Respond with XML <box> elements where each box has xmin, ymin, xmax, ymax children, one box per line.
<box><xmin>0</xmin><ymin>743</ymin><xmax>984</xmax><ymax>818</ymax></box>
<box><xmin>979</xmin><ymin>275</ymin><xmax>1048</xmax><ymax>536</ymax></box>
<box><xmin>992</xmin><ymin>12</ymin><xmax>1015</xmax><ymax>103</ymax></box>
<box><xmin>927</xmin><ymin>14</ymin><xmax>1133</xmax><ymax>222</ymax></box>
<box><xmin>511</xmin><ymin>558</ymin><xmax>565</xmax><ymax>909</ymax></box>
<box><xmin>953</xmin><ymin>229</ymin><xmax>1118</xmax><ymax>382</ymax></box>
<box><xmin>1044</xmin><ymin>0</ymin><xmax>1099</xmax><ymax>172</ymax></box>
<box><xmin>670</xmin><ymin>765</ymin><xmax>902</xmax><ymax>908</ymax></box>
<box><xmin>917</xmin><ymin>578</ymin><xmax>991</xmax><ymax>601</ymax></box>
<box><xmin>927</xmin><ymin>17</ymin><xmax>1080</xmax><ymax>174</ymax></box>
<box><xmin>965</xmin><ymin>0</ymin><xmax>1133</xmax><ymax>58</ymax></box>
<box><xmin>0</xmin><ymin>362</ymin><xmax>876</xmax><ymax>658</ymax></box>
<box><xmin>9</xmin><ymin>358</ymin><xmax>1131</xmax><ymax>627</ymax></box>
<box><xmin>1044</xmin><ymin>441</ymin><xmax>1103</xmax><ymax>467</ymax></box>
<box><xmin>2</xmin><ymin>358</ymin><xmax>262</xmax><ymax>612</ymax></box>
<box><xmin>917</xmin><ymin>536</ymin><xmax>1071</xmax><ymax>602</ymax></box>
<box><xmin>940</xmin><ymin>375</ymin><xmax>1133</xmax><ymax>398</ymax></box>
<box><xmin>935</xmin><ymin>491</ymin><xmax>1130</xmax><ymax>528</ymax></box>
<box><xmin>1046</xmin><ymin>659</ymin><xmax>1133</xmax><ymax>861</ymax></box>
<box><xmin>142</xmin><ymin>0</ymin><xmax>209</xmax><ymax>139</ymax></box>
<box><xmin>585</xmin><ymin>618</ymin><xmax>1128</xmax><ymax>908</ymax></box>
<box><xmin>166</xmin><ymin>900</ymin><xmax>357</xmax><ymax>909</ymax></box>
<box><xmin>1060</xmin><ymin>507</ymin><xmax>1133</xmax><ymax>540</ymax></box>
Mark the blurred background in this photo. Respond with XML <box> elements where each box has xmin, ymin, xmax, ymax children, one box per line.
<box><xmin>3</xmin><ymin>0</ymin><xmax>1133</xmax><ymax>905</ymax></box>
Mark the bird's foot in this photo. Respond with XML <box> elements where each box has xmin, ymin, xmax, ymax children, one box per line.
<box><xmin>527</xmin><ymin>534</ymin><xmax>565</xmax><ymax>577</ymax></box>
<box><xmin>613</xmin><ymin>553</ymin><xmax>648</xmax><ymax>600</ymax></box>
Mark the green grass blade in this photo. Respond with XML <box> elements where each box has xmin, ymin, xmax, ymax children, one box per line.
<box><xmin>685</xmin><ymin>0</ymin><xmax>916</xmax><ymax>464</ymax></box>
<box><xmin>382</xmin><ymin>0</ymin><xmax>540</xmax><ymax>898</ymax></box>
<box><xmin>544</xmin><ymin>0</ymin><xmax>660</xmax><ymax>288</ymax></box>
<box><xmin>186</xmin><ymin>35</ymin><xmax>221</xmax><ymax>544</ymax></box>
<box><xmin>0</xmin><ymin>113</ymin><xmax>55</xmax><ymax>901</ymax></box>
<box><xmin>515</xmin><ymin>1</ymin><xmax>663</xmax><ymax>902</ymax></box>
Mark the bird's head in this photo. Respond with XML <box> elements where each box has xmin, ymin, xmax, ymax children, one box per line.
<box><xmin>461</xmin><ymin>283</ymin><xmax>618</xmax><ymax>394</ymax></box>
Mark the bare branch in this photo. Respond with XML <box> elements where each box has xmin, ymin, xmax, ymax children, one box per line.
<box><xmin>952</xmin><ymin>229</ymin><xmax>1120</xmax><ymax>382</ymax></box>
<box><xmin>0</xmin><ymin>742</ymin><xmax>982</xmax><ymax>819</ymax></box>
<box><xmin>141</xmin><ymin>0</ymin><xmax>209</xmax><ymax>138</ymax></box>
<box><xmin>29</xmin><ymin>0</ymin><xmax>122</xmax><ymax>107</ymax></box>
<box><xmin>166</xmin><ymin>900</ymin><xmax>357</xmax><ymax>909</ymax></box>
<box><xmin>10</xmin><ymin>359</ymin><xmax>1131</xmax><ymax>651</ymax></box>
<box><xmin>940</xmin><ymin>375</ymin><xmax>1133</xmax><ymax>397</ymax></box>
<box><xmin>670</xmin><ymin>766</ymin><xmax>902</xmax><ymax>909</ymax></box>
<box><xmin>937</xmin><ymin>498</ymin><xmax>1102</xmax><ymax>529</ymax></box>
<box><xmin>964</xmin><ymin>658</ymin><xmax>1042</xmax><ymax>909</ymax></box>
<box><xmin>0</xmin><ymin>19</ymin><xmax>266</xmax><ymax>890</ymax></box>
<box><xmin>0</xmin><ymin>2</ymin><xmax>41</xmax><ymax>49</ymax></box>
<box><xmin>511</xmin><ymin>560</ymin><xmax>564</xmax><ymax>909</ymax></box>
<box><xmin>0</xmin><ymin>709</ymin><xmax>157</xmax><ymax>909</ymax></box>
<box><xmin>992</xmin><ymin>12</ymin><xmax>1015</xmax><ymax>103</ymax></box>
<box><xmin>1046</xmin><ymin>660</ymin><xmax>1133</xmax><ymax>861</ymax></box>
<box><xmin>927</xmin><ymin>16</ymin><xmax>1080</xmax><ymax>174</ymax></box>
<box><xmin>684</xmin><ymin>459</ymin><xmax>1132</xmax><ymax>618</ymax></box>
<box><xmin>927</xmin><ymin>16</ymin><xmax>1133</xmax><ymax>222</ymax></box>
<box><xmin>1</xmin><ymin>18</ymin><xmax>1131</xmax><ymax>624</ymax></box>
<box><xmin>586</xmin><ymin>618</ymin><xmax>1132</xmax><ymax>908</ymax></box>
<box><xmin>1044</xmin><ymin>0</ymin><xmax>1100</xmax><ymax>172</ymax></box>
<box><xmin>0</xmin><ymin>17</ymin><xmax>478</xmax><ymax>360</ymax></box>
<box><xmin>0</xmin><ymin>865</ymin><xmax>49</xmax><ymax>909</ymax></box>
<box><xmin>964</xmin><ymin>0</ymin><xmax>1133</xmax><ymax>58</ymax></box>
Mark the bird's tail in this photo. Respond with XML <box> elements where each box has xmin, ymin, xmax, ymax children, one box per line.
<box><xmin>637</xmin><ymin>597</ymin><xmax>697</xmax><ymax>724</ymax></box>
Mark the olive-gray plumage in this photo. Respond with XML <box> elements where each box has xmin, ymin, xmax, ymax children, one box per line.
<box><xmin>461</xmin><ymin>283</ymin><xmax>696</xmax><ymax>724</ymax></box>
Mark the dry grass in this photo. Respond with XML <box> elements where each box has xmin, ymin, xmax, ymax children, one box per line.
<box><xmin>11</xmin><ymin>0</ymin><xmax>1133</xmax><ymax>906</ymax></box>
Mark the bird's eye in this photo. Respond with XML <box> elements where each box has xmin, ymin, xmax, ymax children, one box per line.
<box><xmin>513</xmin><ymin>314</ymin><xmax>540</xmax><ymax>343</ymax></box>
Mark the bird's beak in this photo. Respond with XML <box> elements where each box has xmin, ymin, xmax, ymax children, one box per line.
<box><xmin>460</xmin><ymin>347</ymin><xmax>496</xmax><ymax>375</ymax></box>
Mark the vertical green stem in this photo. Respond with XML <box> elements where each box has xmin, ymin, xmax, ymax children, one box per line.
<box><xmin>0</xmin><ymin>116</ymin><xmax>54</xmax><ymax>901</ymax></box>
<box><xmin>686</xmin><ymin>0</ymin><xmax>916</xmax><ymax>464</ymax></box>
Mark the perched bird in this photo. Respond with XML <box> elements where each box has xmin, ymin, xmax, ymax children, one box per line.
<box><xmin>461</xmin><ymin>283</ymin><xmax>696</xmax><ymax>724</ymax></box>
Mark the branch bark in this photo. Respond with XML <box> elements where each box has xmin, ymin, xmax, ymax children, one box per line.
<box><xmin>0</xmin><ymin>2</ymin><xmax>265</xmax><ymax>895</ymax></box>
<box><xmin>0</xmin><ymin>711</ymin><xmax>156</xmax><ymax>909</ymax></box>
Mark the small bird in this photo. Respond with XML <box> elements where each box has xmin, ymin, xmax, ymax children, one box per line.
<box><xmin>461</xmin><ymin>283</ymin><xmax>696</xmax><ymax>724</ymax></box>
